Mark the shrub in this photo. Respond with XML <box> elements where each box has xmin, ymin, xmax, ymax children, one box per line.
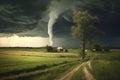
<box><xmin>102</xmin><ymin>45</ymin><xmax>110</xmax><ymax>52</ymax></box>
<box><xmin>92</xmin><ymin>44</ymin><xmax>102</xmax><ymax>52</ymax></box>
<box><xmin>46</xmin><ymin>45</ymin><xmax>53</xmax><ymax>52</ymax></box>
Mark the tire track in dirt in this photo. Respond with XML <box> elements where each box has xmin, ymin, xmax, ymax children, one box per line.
<box><xmin>83</xmin><ymin>60</ymin><xmax>95</xmax><ymax>80</ymax></box>
<box><xmin>58</xmin><ymin>63</ymin><xmax>85</xmax><ymax>80</ymax></box>
<box><xmin>83</xmin><ymin>66</ymin><xmax>95</xmax><ymax>80</ymax></box>
<box><xmin>87</xmin><ymin>61</ymin><xmax>92</xmax><ymax>69</ymax></box>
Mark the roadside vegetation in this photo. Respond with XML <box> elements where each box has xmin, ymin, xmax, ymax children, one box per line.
<box><xmin>70</xmin><ymin>49</ymin><xmax>120</xmax><ymax>80</ymax></box>
<box><xmin>91</xmin><ymin>50</ymin><xmax>120</xmax><ymax>80</ymax></box>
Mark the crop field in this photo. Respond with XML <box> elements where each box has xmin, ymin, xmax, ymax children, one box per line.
<box><xmin>0</xmin><ymin>48</ymin><xmax>80</xmax><ymax>80</ymax></box>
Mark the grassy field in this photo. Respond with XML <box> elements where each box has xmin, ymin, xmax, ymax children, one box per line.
<box><xmin>0</xmin><ymin>48</ymin><xmax>80</xmax><ymax>80</ymax></box>
<box><xmin>91</xmin><ymin>50</ymin><xmax>120</xmax><ymax>80</ymax></box>
<box><xmin>0</xmin><ymin>48</ymin><xmax>120</xmax><ymax>80</ymax></box>
<box><xmin>70</xmin><ymin>49</ymin><xmax>120</xmax><ymax>80</ymax></box>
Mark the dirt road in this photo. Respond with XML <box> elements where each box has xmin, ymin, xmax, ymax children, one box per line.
<box><xmin>58</xmin><ymin>63</ymin><xmax>85</xmax><ymax>80</ymax></box>
<box><xmin>59</xmin><ymin>61</ymin><xmax>95</xmax><ymax>80</ymax></box>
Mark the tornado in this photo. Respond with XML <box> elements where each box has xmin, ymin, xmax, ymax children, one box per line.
<box><xmin>47</xmin><ymin>0</ymin><xmax>75</xmax><ymax>46</ymax></box>
<box><xmin>48</xmin><ymin>11</ymin><xmax>58</xmax><ymax>46</ymax></box>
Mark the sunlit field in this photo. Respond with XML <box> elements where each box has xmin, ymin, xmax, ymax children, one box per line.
<box><xmin>0</xmin><ymin>48</ymin><xmax>80</xmax><ymax>80</ymax></box>
<box><xmin>0</xmin><ymin>48</ymin><xmax>120</xmax><ymax>80</ymax></box>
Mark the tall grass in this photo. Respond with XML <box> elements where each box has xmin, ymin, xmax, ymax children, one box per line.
<box><xmin>91</xmin><ymin>50</ymin><xmax>120</xmax><ymax>80</ymax></box>
<box><xmin>70</xmin><ymin>50</ymin><xmax>120</xmax><ymax>80</ymax></box>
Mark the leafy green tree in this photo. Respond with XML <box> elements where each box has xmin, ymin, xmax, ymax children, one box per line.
<box><xmin>72</xmin><ymin>11</ymin><xmax>100</xmax><ymax>59</ymax></box>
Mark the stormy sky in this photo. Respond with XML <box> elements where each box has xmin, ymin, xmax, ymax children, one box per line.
<box><xmin>0</xmin><ymin>0</ymin><xmax>120</xmax><ymax>47</ymax></box>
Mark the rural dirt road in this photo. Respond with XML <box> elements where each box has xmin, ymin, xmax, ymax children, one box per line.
<box><xmin>58</xmin><ymin>63</ymin><xmax>85</xmax><ymax>80</ymax></box>
<box><xmin>83</xmin><ymin>61</ymin><xmax>95</xmax><ymax>80</ymax></box>
<box><xmin>59</xmin><ymin>60</ymin><xmax>95</xmax><ymax>80</ymax></box>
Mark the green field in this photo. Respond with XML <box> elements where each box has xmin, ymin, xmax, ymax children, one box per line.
<box><xmin>0</xmin><ymin>48</ymin><xmax>120</xmax><ymax>80</ymax></box>
<box><xmin>91</xmin><ymin>50</ymin><xmax>120</xmax><ymax>80</ymax></box>
<box><xmin>70</xmin><ymin>49</ymin><xmax>120</xmax><ymax>80</ymax></box>
<box><xmin>0</xmin><ymin>48</ymin><xmax>80</xmax><ymax>80</ymax></box>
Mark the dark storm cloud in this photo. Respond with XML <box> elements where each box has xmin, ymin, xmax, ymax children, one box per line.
<box><xmin>78</xmin><ymin>0</ymin><xmax>120</xmax><ymax>37</ymax></box>
<box><xmin>0</xmin><ymin>0</ymin><xmax>120</xmax><ymax>37</ymax></box>
<box><xmin>0</xmin><ymin>0</ymin><xmax>50</xmax><ymax>34</ymax></box>
<box><xmin>0</xmin><ymin>0</ymin><xmax>76</xmax><ymax>37</ymax></box>
<box><xmin>17</xmin><ymin>21</ymin><xmax>48</xmax><ymax>37</ymax></box>
<box><xmin>0</xmin><ymin>0</ymin><xmax>74</xmax><ymax>36</ymax></box>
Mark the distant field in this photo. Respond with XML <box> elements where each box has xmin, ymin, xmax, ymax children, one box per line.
<box><xmin>0</xmin><ymin>48</ymin><xmax>80</xmax><ymax>80</ymax></box>
<box><xmin>0</xmin><ymin>47</ymin><xmax>80</xmax><ymax>57</ymax></box>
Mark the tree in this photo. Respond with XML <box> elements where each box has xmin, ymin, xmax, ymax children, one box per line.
<box><xmin>72</xmin><ymin>11</ymin><xmax>99</xmax><ymax>59</ymax></box>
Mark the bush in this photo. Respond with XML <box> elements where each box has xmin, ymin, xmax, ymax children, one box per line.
<box><xmin>92</xmin><ymin>44</ymin><xmax>102</xmax><ymax>52</ymax></box>
<box><xmin>102</xmin><ymin>45</ymin><xmax>110</xmax><ymax>52</ymax></box>
<box><xmin>91</xmin><ymin>44</ymin><xmax>110</xmax><ymax>52</ymax></box>
<box><xmin>46</xmin><ymin>45</ymin><xmax>53</xmax><ymax>52</ymax></box>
